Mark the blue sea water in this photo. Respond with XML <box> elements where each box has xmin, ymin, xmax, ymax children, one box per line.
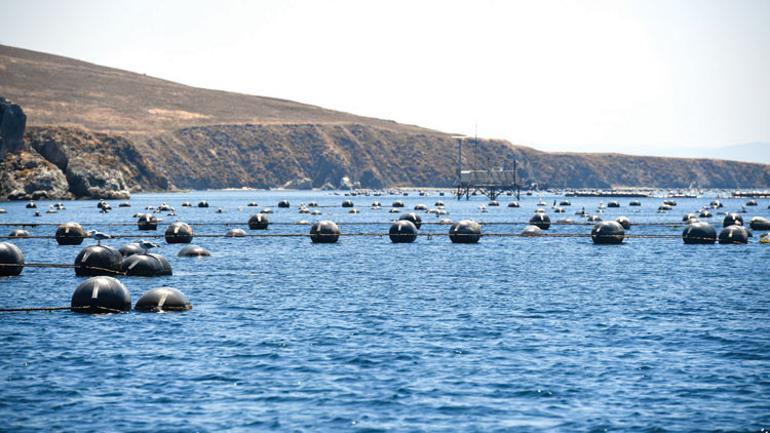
<box><xmin>0</xmin><ymin>190</ymin><xmax>769</xmax><ymax>432</ymax></box>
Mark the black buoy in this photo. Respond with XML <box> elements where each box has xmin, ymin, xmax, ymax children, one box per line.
<box><xmin>699</xmin><ymin>210</ymin><xmax>712</xmax><ymax>218</ymax></box>
<box><xmin>122</xmin><ymin>253</ymin><xmax>173</xmax><ymax>276</ymax></box>
<box><xmin>342</xmin><ymin>200</ymin><xmax>354</xmax><ymax>208</ymax></box>
<box><xmin>746</xmin><ymin>199</ymin><xmax>758</xmax><ymax>206</ymax></box>
<box><xmin>9</xmin><ymin>229</ymin><xmax>29</xmax><ymax>238</ymax></box>
<box><xmin>682</xmin><ymin>213</ymin><xmax>698</xmax><ymax>223</ymax></box>
<box><xmin>449</xmin><ymin>220</ymin><xmax>481</xmax><ymax>244</ymax></box>
<box><xmin>0</xmin><ymin>242</ymin><xmax>24</xmax><ymax>276</ymax></box>
<box><xmin>591</xmin><ymin>221</ymin><xmax>625</xmax><ymax>245</ymax></box>
<box><xmin>508</xmin><ymin>201</ymin><xmax>520</xmax><ymax>208</ymax></box>
<box><xmin>137</xmin><ymin>214</ymin><xmax>159</xmax><ymax>230</ymax></box>
<box><xmin>389</xmin><ymin>220</ymin><xmax>418</xmax><ymax>243</ymax></box>
<box><xmin>529</xmin><ymin>213</ymin><xmax>551</xmax><ymax>230</ymax></box>
<box><xmin>197</xmin><ymin>201</ymin><xmax>209</xmax><ymax>208</ymax></box>
<box><xmin>70</xmin><ymin>276</ymin><xmax>131</xmax><ymax>313</ymax></box>
<box><xmin>682</xmin><ymin>222</ymin><xmax>717</xmax><ymax>244</ymax></box>
<box><xmin>587</xmin><ymin>215</ymin><xmax>602</xmax><ymax>222</ymax></box>
<box><xmin>435</xmin><ymin>201</ymin><xmax>445</xmax><ymax>207</ymax></box>
<box><xmin>135</xmin><ymin>287</ymin><xmax>192</xmax><ymax>312</ymax></box>
<box><xmin>521</xmin><ymin>225</ymin><xmax>543</xmax><ymax>237</ymax></box>
<box><xmin>26</xmin><ymin>201</ymin><xmax>36</xmax><ymax>209</ymax></box>
<box><xmin>488</xmin><ymin>201</ymin><xmax>500</xmax><ymax>207</ymax></box>
<box><xmin>248</xmin><ymin>214</ymin><xmax>269</xmax><ymax>230</ymax></box>
<box><xmin>225</xmin><ymin>228</ymin><xmax>246</xmax><ymax>237</ymax></box>
<box><xmin>719</xmin><ymin>225</ymin><xmax>749</xmax><ymax>244</ymax></box>
<box><xmin>723</xmin><ymin>213</ymin><xmax>744</xmax><ymax>227</ymax></box>
<box><xmin>74</xmin><ymin>245</ymin><xmax>123</xmax><ymax>276</ymax></box>
<box><xmin>399</xmin><ymin>212</ymin><xmax>423</xmax><ymax>229</ymax></box>
<box><xmin>629</xmin><ymin>200</ymin><xmax>641</xmax><ymax>206</ymax></box>
<box><xmin>392</xmin><ymin>200</ymin><xmax>405</xmax><ymax>208</ymax></box>
<box><xmin>749</xmin><ymin>216</ymin><xmax>770</xmax><ymax>231</ymax></box>
<box><xmin>118</xmin><ymin>202</ymin><xmax>131</xmax><ymax>208</ymax></box>
<box><xmin>119</xmin><ymin>243</ymin><xmax>143</xmax><ymax>257</ymax></box>
<box><xmin>616</xmin><ymin>216</ymin><xmax>631</xmax><ymax>230</ymax></box>
<box><xmin>414</xmin><ymin>203</ymin><xmax>428</xmax><ymax>210</ymax></box>
<box><xmin>607</xmin><ymin>201</ymin><xmax>620</xmax><ymax>208</ymax></box>
<box><xmin>278</xmin><ymin>200</ymin><xmax>290</xmax><ymax>208</ymax></box>
<box><xmin>164</xmin><ymin>222</ymin><xmax>193</xmax><ymax>244</ymax></box>
<box><xmin>177</xmin><ymin>244</ymin><xmax>211</xmax><ymax>257</ymax></box>
<box><xmin>55</xmin><ymin>222</ymin><xmax>88</xmax><ymax>245</ymax></box>
<box><xmin>309</xmin><ymin>220</ymin><xmax>340</xmax><ymax>243</ymax></box>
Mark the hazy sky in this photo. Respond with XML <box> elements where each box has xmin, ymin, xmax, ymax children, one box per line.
<box><xmin>1</xmin><ymin>0</ymin><xmax>769</xmax><ymax>155</ymax></box>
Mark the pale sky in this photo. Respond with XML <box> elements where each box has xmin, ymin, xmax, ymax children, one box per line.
<box><xmin>1</xmin><ymin>0</ymin><xmax>769</xmax><ymax>156</ymax></box>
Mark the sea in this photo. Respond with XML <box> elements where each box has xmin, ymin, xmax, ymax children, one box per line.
<box><xmin>0</xmin><ymin>190</ymin><xmax>768</xmax><ymax>432</ymax></box>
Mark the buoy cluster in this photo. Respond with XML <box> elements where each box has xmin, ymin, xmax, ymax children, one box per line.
<box><xmin>70</xmin><ymin>276</ymin><xmax>191</xmax><ymax>314</ymax></box>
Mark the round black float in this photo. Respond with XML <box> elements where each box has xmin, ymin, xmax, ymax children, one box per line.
<box><xmin>629</xmin><ymin>200</ymin><xmax>641</xmax><ymax>206</ymax></box>
<box><xmin>529</xmin><ymin>213</ymin><xmax>551</xmax><ymax>230</ymax></box>
<box><xmin>521</xmin><ymin>225</ymin><xmax>543</xmax><ymax>237</ymax></box>
<box><xmin>414</xmin><ymin>203</ymin><xmax>428</xmax><ymax>211</ymax></box>
<box><xmin>342</xmin><ymin>200</ymin><xmax>354</xmax><ymax>208</ymax></box>
<box><xmin>74</xmin><ymin>245</ymin><xmax>123</xmax><ymax>276</ymax></box>
<box><xmin>135</xmin><ymin>287</ymin><xmax>192</xmax><ymax>312</ymax></box>
<box><xmin>682</xmin><ymin>213</ymin><xmax>698</xmax><ymax>223</ymax></box>
<box><xmin>122</xmin><ymin>253</ymin><xmax>173</xmax><ymax>276</ymax></box>
<box><xmin>248</xmin><ymin>214</ymin><xmax>269</xmax><ymax>230</ymax></box>
<box><xmin>225</xmin><ymin>228</ymin><xmax>246</xmax><ymax>237</ymax></box>
<box><xmin>137</xmin><ymin>214</ymin><xmax>159</xmax><ymax>230</ymax></box>
<box><xmin>165</xmin><ymin>222</ymin><xmax>193</xmax><ymax>244</ymax></box>
<box><xmin>26</xmin><ymin>201</ymin><xmax>36</xmax><ymax>209</ymax></box>
<box><xmin>723</xmin><ymin>213</ymin><xmax>744</xmax><ymax>227</ymax></box>
<box><xmin>435</xmin><ymin>201</ymin><xmax>445</xmax><ymax>207</ymax></box>
<box><xmin>607</xmin><ymin>201</ymin><xmax>620</xmax><ymax>208</ymax></box>
<box><xmin>749</xmin><ymin>216</ymin><xmax>770</xmax><ymax>231</ymax></box>
<box><xmin>591</xmin><ymin>221</ymin><xmax>625</xmax><ymax>245</ymax></box>
<box><xmin>118</xmin><ymin>202</ymin><xmax>131</xmax><ymax>208</ymax></box>
<box><xmin>508</xmin><ymin>201</ymin><xmax>520</xmax><ymax>208</ymax></box>
<box><xmin>746</xmin><ymin>200</ymin><xmax>758</xmax><ymax>206</ymax></box>
<box><xmin>449</xmin><ymin>220</ymin><xmax>481</xmax><ymax>244</ymax></box>
<box><xmin>278</xmin><ymin>200</ymin><xmax>290</xmax><ymax>208</ymax></box>
<box><xmin>389</xmin><ymin>220</ymin><xmax>418</xmax><ymax>243</ymax></box>
<box><xmin>197</xmin><ymin>201</ymin><xmax>209</xmax><ymax>208</ymax></box>
<box><xmin>699</xmin><ymin>210</ymin><xmax>712</xmax><ymax>218</ymax></box>
<box><xmin>682</xmin><ymin>222</ymin><xmax>717</xmax><ymax>244</ymax></box>
<box><xmin>56</xmin><ymin>222</ymin><xmax>88</xmax><ymax>245</ymax></box>
<box><xmin>310</xmin><ymin>220</ymin><xmax>340</xmax><ymax>243</ymax></box>
<box><xmin>587</xmin><ymin>215</ymin><xmax>602</xmax><ymax>222</ymax></box>
<box><xmin>488</xmin><ymin>201</ymin><xmax>500</xmax><ymax>207</ymax></box>
<box><xmin>119</xmin><ymin>243</ymin><xmax>143</xmax><ymax>257</ymax></box>
<box><xmin>70</xmin><ymin>276</ymin><xmax>131</xmax><ymax>314</ymax></box>
<box><xmin>399</xmin><ymin>212</ymin><xmax>423</xmax><ymax>229</ymax></box>
<box><xmin>616</xmin><ymin>216</ymin><xmax>632</xmax><ymax>230</ymax></box>
<box><xmin>710</xmin><ymin>200</ymin><xmax>723</xmax><ymax>209</ymax></box>
<box><xmin>177</xmin><ymin>244</ymin><xmax>211</xmax><ymax>257</ymax></box>
<box><xmin>719</xmin><ymin>225</ymin><xmax>749</xmax><ymax>244</ymax></box>
<box><xmin>0</xmin><ymin>242</ymin><xmax>24</xmax><ymax>276</ymax></box>
<box><xmin>392</xmin><ymin>200</ymin><xmax>405</xmax><ymax>208</ymax></box>
<box><xmin>9</xmin><ymin>229</ymin><xmax>29</xmax><ymax>238</ymax></box>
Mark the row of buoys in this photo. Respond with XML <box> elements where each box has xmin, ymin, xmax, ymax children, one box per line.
<box><xmin>70</xmin><ymin>276</ymin><xmax>191</xmax><ymax>313</ymax></box>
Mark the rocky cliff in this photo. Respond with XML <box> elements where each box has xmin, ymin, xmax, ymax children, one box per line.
<box><xmin>2</xmin><ymin>43</ymin><xmax>770</xmax><ymax>197</ymax></box>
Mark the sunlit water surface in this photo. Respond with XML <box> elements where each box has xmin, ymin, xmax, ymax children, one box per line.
<box><xmin>1</xmin><ymin>190</ymin><xmax>769</xmax><ymax>432</ymax></box>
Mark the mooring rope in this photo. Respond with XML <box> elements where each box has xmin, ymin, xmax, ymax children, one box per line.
<box><xmin>0</xmin><ymin>262</ymin><xmax>128</xmax><ymax>275</ymax></box>
<box><xmin>0</xmin><ymin>305</ymin><xmax>125</xmax><ymax>313</ymax></box>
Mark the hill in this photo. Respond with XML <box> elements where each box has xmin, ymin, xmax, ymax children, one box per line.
<box><xmin>1</xmin><ymin>44</ymin><xmax>770</xmax><ymax>199</ymax></box>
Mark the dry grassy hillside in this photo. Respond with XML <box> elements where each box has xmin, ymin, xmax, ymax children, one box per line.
<box><xmin>2</xmin><ymin>43</ymin><xmax>769</xmax><ymax>194</ymax></box>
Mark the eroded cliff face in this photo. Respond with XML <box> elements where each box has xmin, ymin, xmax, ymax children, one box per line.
<box><xmin>134</xmin><ymin>123</ymin><xmax>770</xmax><ymax>190</ymax></box>
<box><xmin>0</xmin><ymin>150</ymin><xmax>71</xmax><ymax>200</ymax></box>
<box><xmin>0</xmin><ymin>97</ymin><xmax>27</xmax><ymax>159</ymax></box>
<box><xmin>0</xmin><ymin>123</ymin><xmax>170</xmax><ymax>200</ymax></box>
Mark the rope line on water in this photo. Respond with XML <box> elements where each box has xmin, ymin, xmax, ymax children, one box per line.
<box><xmin>0</xmin><ymin>220</ymin><xmax>711</xmax><ymax>228</ymax></box>
<box><xmin>0</xmin><ymin>305</ymin><xmax>125</xmax><ymax>313</ymax></box>
<box><xmin>0</xmin><ymin>262</ymin><xmax>128</xmax><ymax>275</ymax></box>
<box><xmin>0</xmin><ymin>232</ymin><xmax>693</xmax><ymax>240</ymax></box>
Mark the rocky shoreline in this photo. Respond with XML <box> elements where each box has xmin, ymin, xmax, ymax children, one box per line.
<box><xmin>1</xmin><ymin>98</ymin><xmax>169</xmax><ymax>200</ymax></box>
